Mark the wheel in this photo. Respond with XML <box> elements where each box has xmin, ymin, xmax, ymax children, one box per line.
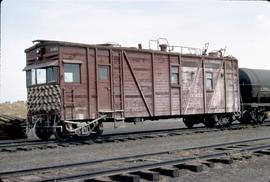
<box><xmin>35</xmin><ymin>121</ymin><xmax>53</xmax><ymax>141</ymax></box>
<box><xmin>204</xmin><ymin>121</ymin><xmax>216</xmax><ymax>128</ymax></box>
<box><xmin>90</xmin><ymin>122</ymin><xmax>104</xmax><ymax>139</ymax></box>
<box><xmin>256</xmin><ymin>112</ymin><xmax>266</xmax><ymax>124</ymax></box>
<box><xmin>241</xmin><ymin>111</ymin><xmax>253</xmax><ymax>124</ymax></box>
<box><xmin>217</xmin><ymin>115</ymin><xmax>231</xmax><ymax>127</ymax></box>
<box><xmin>204</xmin><ymin>115</ymin><xmax>217</xmax><ymax>128</ymax></box>
<box><xmin>183</xmin><ymin>118</ymin><xmax>194</xmax><ymax>129</ymax></box>
<box><xmin>54</xmin><ymin>122</ymin><xmax>70</xmax><ymax>141</ymax></box>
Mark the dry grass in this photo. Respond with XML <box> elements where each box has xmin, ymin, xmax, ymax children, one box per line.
<box><xmin>0</xmin><ymin>101</ymin><xmax>27</xmax><ymax>118</ymax></box>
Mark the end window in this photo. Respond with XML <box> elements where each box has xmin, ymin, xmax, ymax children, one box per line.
<box><xmin>36</xmin><ymin>69</ymin><xmax>46</xmax><ymax>84</ymax></box>
<box><xmin>26</xmin><ymin>71</ymin><xmax>32</xmax><ymax>86</ymax></box>
<box><xmin>64</xmin><ymin>64</ymin><xmax>81</xmax><ymax>83</ymax></box>
<box><xmin>47</xmin><ymin>67</ymin><xmax>58</xmax><ymax>83</ymax></box>
<box><xmin>206</xmin><ymin>72</ymin><xmax>213</xmax><ymax>90</ymax></box>
<box><xmin>171</xmin><ymin>66</ymin><xmax>179</xmax><ymax>85</ymax></box>
<box><xmin>26</xmin><ymin>66</ymin><xmax>58</xmax><ymax>87</ymax></box>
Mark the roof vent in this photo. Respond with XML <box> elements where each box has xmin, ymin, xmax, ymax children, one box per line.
<box><xmin>159</xmin><ymin>44</ymin><xmax>168</xmax><ymax>52</ymax></box>
<box><xmin>208</xmin><ymin>52</ymin><xmax>219</xmax><ymax>57</ymax></box>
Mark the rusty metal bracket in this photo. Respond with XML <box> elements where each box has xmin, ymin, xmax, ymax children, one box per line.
<box><xmin>64</xmin><ymin>115</ymin><xmax>106</xmax><ymax>136</ymax></box>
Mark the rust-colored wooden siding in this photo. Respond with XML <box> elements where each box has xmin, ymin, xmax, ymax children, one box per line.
<box><xmin>181</xmin><ymin>56</ymin><xmax>204</xmax><ymax>115</ymax></box>
<box><xmin>26</xmin><ymin>42</ymin><xmax>240</xmax><ymax>121</ymax></box>
<box><xmin>60</xmin><ymin>47</ymin><xmax>88</xmax><ymax>120</ymax></box>
<box><xmin>57</xmin><ymin>45</ymin><xmax>239</xmax><ymax>120</ymax></box>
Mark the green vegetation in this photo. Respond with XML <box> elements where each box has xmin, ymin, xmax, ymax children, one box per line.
<box><xmin>0</xmin><ymin>101</ymin><xmax>27</xmax><ymax>118</ymax></box>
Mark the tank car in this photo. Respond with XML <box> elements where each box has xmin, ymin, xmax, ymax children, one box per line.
<box><xmin>239</xmin><ymin>68</ymin><xmax>270</xmax><ymax>123</ymax></box>
<box><xmin>24</xmin><ymin>39</ymin><xmax>240</xmax><ymax>140</ymax></box>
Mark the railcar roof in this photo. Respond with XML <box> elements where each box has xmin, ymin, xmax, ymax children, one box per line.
<box><xmin>25</xmin><ymin>39</ymin><xmax>237</xmax><ymax>61</ymax></box>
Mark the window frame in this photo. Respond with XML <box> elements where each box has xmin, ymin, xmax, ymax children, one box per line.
<box><xmin>26</xmin><ymin>66</ymin><xmax>59</xmax><ymax>87</ymax></box>
<box><xmin>26</xmin><ymin>70</ymin><xmax>32</xmax><ymax>86</ymax></box>
<box><xmin>36</xmin><ymin>68</ymin><xmax>47</xmax><ymax>84</ymax></box>
<box><xmin>98</xmin><ymin>65</ymin><xmax>110</xmax><ymax>81</ymax></box>
<box><xmin>170</xmin><ymin>65</ymin><xmax>180</xmax><ymax>86</ymax></box>
<box><xmin>47</xmin><ymin>67</ymin><xmax>58</xmax><ymax>83</ymax></box>
<box><xmin>205</xmin><ymin>72</ymin><xmax>214</xmax><ymax>91</ymax></box>
<box><xmin>63</xmin><ymin>63</ymin><xmax>81</xmax><ymax>84</ymax></box>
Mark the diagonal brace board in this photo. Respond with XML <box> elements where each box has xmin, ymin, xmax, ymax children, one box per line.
<box><xmin>183</xmin><ymin>65</ymin><xmax>201</xmax><ymax>114</ymax></box>
<box><xmin>206</xmin><ymin>60</ymin><xmax>225</xmax><ymax>113</ymax></box>
<box><xmin>123</xmin><ymin>52</ymin><xmax>153</xmax><ymax>117</ymax></box>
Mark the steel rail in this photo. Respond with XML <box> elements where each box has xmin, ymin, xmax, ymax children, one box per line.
<box><xmin>0</xmin><ymin>126</ymin><xmax>201</xmax><ymax>149</ymax></box>
<box><xmin>42</xmin><ymin>142</ymin><xmax>270</xmax><ymax>181</ymax></box>
<box><xmin>0</xmin><ymin>122</ymin><xmax>269</xmax><ymax>150</ymax></box>
<box><xmin>0</xmin><ymin>139</ymin><xmax>57</xmax><ymax>149</ymax></box>
<box><xmin>0</xmin><ymin>124</ymin><xmax>232</xmax><ymax>148</ymax></box>
<box><xmin>102</xmin><ymin>122</ymin><xmax>269</xmax><ymax>138</ymax></box>
<box><xmin>1</xmin><ymin>136</ymin><xmax>270</xmax><ymax>178</ymax></box>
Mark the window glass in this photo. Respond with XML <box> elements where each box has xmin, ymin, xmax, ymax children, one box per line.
<box><xmin>47</xmin><ymin>67</ymin><xmax>58</xmax><ymax>83</ymax></box>
<box><xmin>171</xmin><ymin>73</ymin><xmax>179</xmax><ymax>84</ymax></box>
<box><xmin>64</xmin><ymin>64</ymin><xmax>81</xmax><ymax>83</ymax></box>
<box><xmin>99</xmin><ymin>66</ymin><xmax>109</xmax><ymax>80</ymax></box>
<box><xmin>31</xmin><ymin>69</ymin><xmax>36</xmax><ymax>85</ymax></box>
<box><xmin>26</xmin><ymin>71</ymin><xmax>32</xmax><ymax>86</ymax></box>
<box><xmin>206</xmin><ymin>72</ymin><xmax>213</xmax><ymax>90</ymax></box>
<box><xmin>171</xmin><ymin>66</ymin><xmax>179</xmax><ymax>73</ymax></box>
<box><xmin>171</xmin><ymin>66</ymin><xmax>179</xmax><ymax>84</ymax></box>
<box><xmin>36</xmin><ymin>69</ymin><xmax>46</xmax><ymax>84</ymax></box>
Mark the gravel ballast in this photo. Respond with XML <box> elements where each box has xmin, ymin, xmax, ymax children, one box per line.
<box><xmin>0</xmin><ymin>119</ymin><xmax>270</xmax><ymax>181</ymax></box>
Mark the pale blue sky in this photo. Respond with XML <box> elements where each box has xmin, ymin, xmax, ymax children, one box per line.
<box><xmin>1</xmin><ymin>0</ymin><xmax>270</xmax><ymax>102</ymax></box>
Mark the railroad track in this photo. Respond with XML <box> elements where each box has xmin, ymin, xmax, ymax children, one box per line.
<box><xmin>1</xmin><ymin>136</ymin><xmax>270</xmax><ymax>181</ymax></box>
<box><xmin>0</xmin><ymin>122</ymin><xmax>269</xmax><ymax>153</ymax></box>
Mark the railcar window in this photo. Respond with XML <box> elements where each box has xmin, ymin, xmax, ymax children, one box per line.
<box><xmin>26</xmin><ymin>71</ymin><xmax>32</xmax><ymax>86</ymax></box>
<box><xmin>26</xmin><ymin>67</ymin><xmax>58</xmax><ymax>86</ymax></box>
<box><xmin>171</xmin><ymin>66</ymin><xmax>179</xmax><ymax>84</ymax></box>
<box><xmin>206</xmin><ymin>72</ymin><xmax>213</xmax><ymax>90</ymax></box>
<box><xmin>64</xmin><ymin>64</ymin><xmax>81</xmax><ymax>83</ymax></box>
<box><xmin>31</xmin><ymin>69</ymin><xmax>36</xmax><ymax>85</ymax></box>
<box><xmin>36</xmin><ymin>69</ymin><xmax>47</xmax><ymax>84</ymax></box>
<box><xmin>99</xmin><ymin>66</ymin><xmax>109</xmax><ymax>80</ymax></box>
<box><xmin>47</xmin><ymin>67</ymin><xmax>58</xmax><ymax>83</ymax></box>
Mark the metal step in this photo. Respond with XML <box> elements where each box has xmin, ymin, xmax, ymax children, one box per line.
<box><xmin>115</xmin><ymin>118</ymin><xmax>125</xmax><ymax>121</ymax></box>
<box><xmin>114</xmin><ymin>118</ymin><xmax>125</xmax><ymax>128</ymax></box>
<box><xmin>114</xmin><ymin>110</ymin><xmax>124</xmax><ymax>112</ymax></box>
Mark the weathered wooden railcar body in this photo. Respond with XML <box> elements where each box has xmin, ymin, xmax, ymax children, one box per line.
<box><xmin>25</xmin><ymin>40</ymin><xmax>240</xmax><ymax>122</ymax></box>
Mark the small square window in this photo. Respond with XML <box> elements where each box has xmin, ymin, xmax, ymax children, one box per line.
<box><xmin>99</xmin><ymin>66</ymin><xmax>109</xmax><ymax>80</ymax></box>
<box><xmin>206</xmin><ymin>72</ymin><xmax>213</xmax><ymax>90</ymax></box>
<box><xmin>64</xmin><ymin>64</ymin><xmax>81</xmax><ymax>83</ymax></box>
<box><xmin>171</xmin><ymin>66</ymin><xmax>179</xmax><ymax>84</ymax></box>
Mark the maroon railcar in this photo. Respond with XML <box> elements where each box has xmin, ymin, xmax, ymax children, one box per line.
<box><xmin>24</xmin><ymin>39</ymin><xmax>240</xmax><ymax>140</ymax></box>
